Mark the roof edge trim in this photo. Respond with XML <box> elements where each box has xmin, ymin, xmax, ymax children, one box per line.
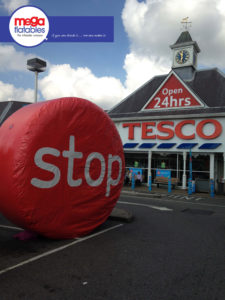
<box><xmin>110</xmin><ymin>111</ymin><xmax>225</xmax><ymax>122</ymax></box>
<box><xmin>108</xmin><ymin>74</ymin><xmax>166</xmax><ymax>113</ymax></box>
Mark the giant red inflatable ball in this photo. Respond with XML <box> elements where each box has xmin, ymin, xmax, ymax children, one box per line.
<box><xmin>0</xmin><ymin>97</ymin><xmax>125</xmax><ymax>239</ymax></box>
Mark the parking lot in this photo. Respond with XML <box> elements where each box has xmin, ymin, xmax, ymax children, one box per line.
<box><xmin>0</xmin><ymin>193</ymin><xmax>225</xmax><ymax>300</ymax></box>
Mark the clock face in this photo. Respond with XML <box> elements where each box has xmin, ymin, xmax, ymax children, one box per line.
<box><xmin>175</xmin><ymin>49</ymin><xmax>190</xmax><ymax>64</ymax></box>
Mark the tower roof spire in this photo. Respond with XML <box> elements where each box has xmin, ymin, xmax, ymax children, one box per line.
<box><xmin>181</xmin><ymin>17</ymin><xmax>192</xmax><ymax>31</ymax></box>
<box><xmin>170</xmin><ymin>31</ymin><xmax>200</xmax><ymax>53</ymax></box>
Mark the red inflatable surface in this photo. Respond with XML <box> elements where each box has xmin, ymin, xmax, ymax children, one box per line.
<box><xmin>0</xmin><ymin>97</ymin><xmax>124</xmax><ymax>239</ymax></box>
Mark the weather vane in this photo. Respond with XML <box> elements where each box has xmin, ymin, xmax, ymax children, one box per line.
<box><xmin>181</xmin><ymin>17</ymin><xmax>192</xmax><ymax>30</ymax></box>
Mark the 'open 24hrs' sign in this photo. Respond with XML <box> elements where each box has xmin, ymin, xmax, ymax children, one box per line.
<box><xmin>144</xmin><ymin>72</ymin><xmax>204</xmax><ymax>110</ymax></box>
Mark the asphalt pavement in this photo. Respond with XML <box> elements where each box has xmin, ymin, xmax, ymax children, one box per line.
<box><xmin>122</xmin><ymin>184</ymin><xmax>225</xmax><ymax>206</ymax></box>
<box><xmin>0</xmin><ymin>191</ymin><xmax>224</xmax><ymax>300</ymax></box>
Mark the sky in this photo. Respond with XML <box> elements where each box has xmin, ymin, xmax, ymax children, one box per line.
<box><xmin>0</xmin><ymin>0</ymin><xmax>225</xmax><ymax>109</ymax></box>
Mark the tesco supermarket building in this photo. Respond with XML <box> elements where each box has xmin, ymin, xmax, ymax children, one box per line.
<box><xmin>108</xmin><ymin>31</ymin><xmax>225</xmax><ymax>193</ymax></box>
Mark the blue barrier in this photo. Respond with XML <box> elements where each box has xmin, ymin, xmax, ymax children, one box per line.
<box><xmin>131</xmin><ymin>172</ymin><xmax>135</xmax><ymax>190</ymax></box>
<box><xmin>210</xmin><ymin>179</ymin><xmax>214</xmax><ymax>197</ymax></box>
<box><xmin>188</xmin><ymin>150</ymin><xmax>192</xmax><ymax>195</ymax></box>
<box><xmin>168</xmin><ymin>176</ymin><xmax>172</xmax><ymax>193</ymax></box>
<box><xmin>148</xmin><ymin>175</ymin><xmax>152</xmax><ymax>192</ymax></box>
<box><xmin>156</xmin><ymin>169</ymin><xmax>171</xmax><ymax>193</ymax></box>
<box><xmin>188</xmin><ymin>178</ymin><xmax>192</xmax><ymax>195</ymax></box>
<box><xmin>192</xmin><ymin>180</ymin><xmax>196</xmax><ymax>193</ymax></box>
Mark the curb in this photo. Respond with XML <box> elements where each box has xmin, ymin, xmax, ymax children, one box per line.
<box><xmin>121</xmin><ymin>189</ymin><xmax>225</xmax><ymax>204</ymax></box>
<box><xmin>121</xmin><ymin>190</ymin><xmax>162</xmax><ymax>198</ymax></box>
<box><xmin>109</xmin><ymin>207</ymin><xmax>134</xmax><ymax>223</ymax></box>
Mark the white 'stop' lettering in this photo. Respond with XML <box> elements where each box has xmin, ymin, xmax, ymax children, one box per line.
<box><xmin>31</xmin><ymin>136</ymin><xmax>122</xmax><ymax>197</ymax></box>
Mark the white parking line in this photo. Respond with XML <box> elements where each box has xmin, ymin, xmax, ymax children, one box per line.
<box><xmin>0</xmin><ymin>223</ymin><xmax>123</xmax><ymax>276</ymax></box>
<box><xmin>118</xmin><ymin>201</ymin><xmax>173</xmax><ymax>211</ymax></box>
<box><xmin>154</xmin><ymin>197</ymin><xmax>225</xmax><ymax>208</ymax></box>
<box><xmin>0</xmin><ymin>225</ymin><xmax>23</xmax><ymax>231</ymax></box>
<box><xmin>173</xmin><ymin>195</ymin><xmax>182</xmax><ymax>199</ymax></box>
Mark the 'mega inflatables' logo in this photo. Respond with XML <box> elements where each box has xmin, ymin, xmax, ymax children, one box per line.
<box><xmin>9</xmin><ymin>6</ymin><xmax>49</xmax><ymax>47</ymax></box>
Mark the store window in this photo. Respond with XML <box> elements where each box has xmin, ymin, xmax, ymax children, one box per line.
<box><xmin>125</xmin><ymin>152</ymin><xmax>148</xmax><ymax>183</ymax></box>
<box><xmin>124</xmin><ymin>152</ymin><xmax>211</xmax><ymax>185</ymax></box>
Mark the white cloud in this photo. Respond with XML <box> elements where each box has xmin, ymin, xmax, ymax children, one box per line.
<box><xmin>1</xmin><ymin>0</ymin><xmax>29</xmax><ymax>14</ymax></box>
<box><xmin>122</xmin><ymin>0</ymin><xmax>225</xmax><ymax>69</ymax></box>
<box><xmin>39</xmin><ymin>57</ymin><xmax>169</xmax><ymax>109</ymax></box>
<box><xmin>0</xmin><ymin>45</ymin><xmax>34</xmax><ymax>72</ymax></box>
<box><xmin>123</xmin><ymin>52</ymin><xmax>169</xmax><ymax>92</ymax></box>
<box><xmin>0</xmin><ymin>80</ymin><xmax>33</xmax><ymax>102</ymax></box>
<box><xmin>1</xmin><ymin>0</ymin><xmax>225</xmax><ymax>110</ymax></box>
<box><xmin>39</xmin><ymin>64</ymin><xmax>128</xmax><ymax>110</ymax></box>
<box><xmin>0</xmin><ymin>45</ymin><xmax>48</xmax><ymax>103</ymax></box>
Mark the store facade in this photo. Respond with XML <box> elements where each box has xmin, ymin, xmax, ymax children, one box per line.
<box><xmin>108</xmin><ymin>31</ymin><xmax>225</xmax><ymax>193</ymax></box>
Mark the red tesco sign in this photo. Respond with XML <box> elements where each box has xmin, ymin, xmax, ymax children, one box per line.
<box><xmin>123</xmin><ymin>119</ymin><xmax>222</xmax><ymax>140</ymax></box>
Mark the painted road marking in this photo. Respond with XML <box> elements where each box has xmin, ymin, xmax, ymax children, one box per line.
<box><xmin>153</xmin><ymin>198</ymin><xmax>225</xmax><ymax>209</ymax></box>
<box><xmin>0</xmin><ymin>223</ymin><xmax>123</xmax><ymax>276</ymax></box>
<box><xmin>121</xmin><ymin>193</ymin><xmax>225</xmax><ymax>208</ymax></box>
<box><xmin>0</xmin><ymin>225</ymin><xmax>22</xmax><ymax>231</ymax></box>
<box><xmin>118</xmin><ymin>201</ymin><xmax>173</xmax><ymax>212</ymax></box>
<box><xmin>167</xmin><ymin>195</ymin><xmax>202</xmax><ymax>201</ymax></box>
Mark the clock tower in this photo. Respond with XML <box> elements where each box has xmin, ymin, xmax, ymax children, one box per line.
<box><xmin>170</xmin><ymin>31</ymin><xmax>200</xmax><ymax>79</ymax></box>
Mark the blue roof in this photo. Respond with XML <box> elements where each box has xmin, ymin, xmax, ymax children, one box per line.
<box><xmin>177</xmin><ymin>143</ymin><xmax>198</xmax><ymax>149</ymax></box>
<box><xmin>198</xmin><ymin>143</ymin><xmax>222</xmax><ymax>149</ymax></box>
<box><xmin>123</xmin><ymin>142</ymin><xmax>222</xmax><ymax>150</ymax></box>
<box><xmin>139</xmin><ymin>143</ymin><xmax>156</xmax><ymax>149</ymax></box>
<box><xmin>157</xmin><ymin>143</ymin><xmax>176</xmax><ymax>149</ymax></box>
<box><xmin>123</xmin><ymin>143</ymin><xmax>139</xmax><ymax>149</ymax></box>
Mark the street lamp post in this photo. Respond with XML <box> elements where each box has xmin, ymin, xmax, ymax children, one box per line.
<box><xmin>27</xmin><ymin>58</ymin><xmax>47</xmax><ymax>103</ymax></box>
